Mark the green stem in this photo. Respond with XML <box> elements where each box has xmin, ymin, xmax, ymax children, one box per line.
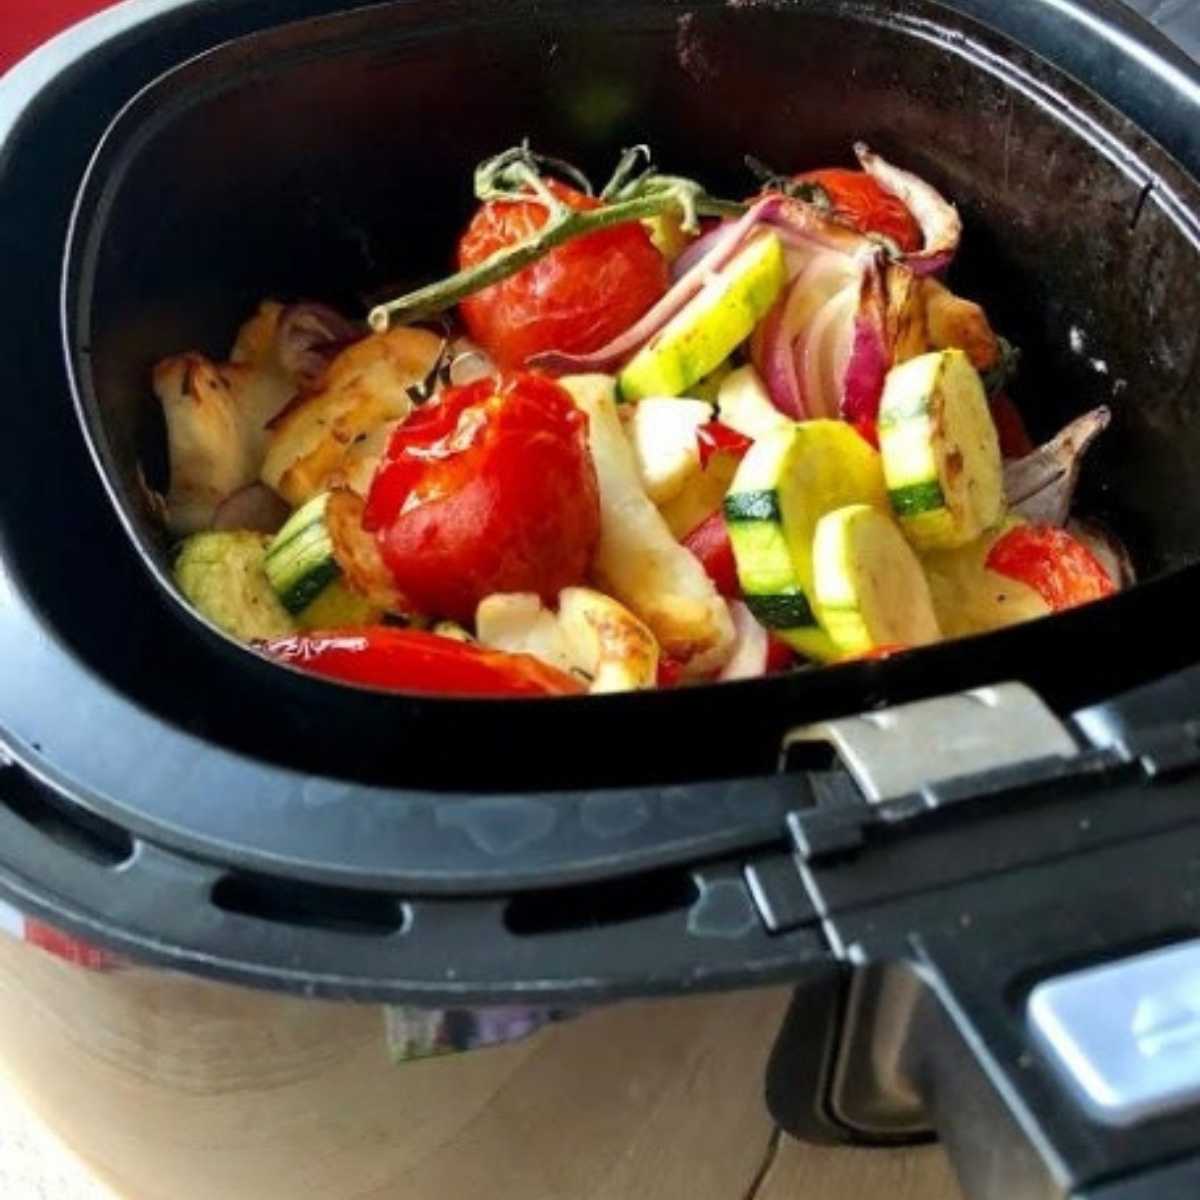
<box><xmin>368</xmin><ymin>193</ymin><xmax>745</xmax><ymax>333</ymax></box>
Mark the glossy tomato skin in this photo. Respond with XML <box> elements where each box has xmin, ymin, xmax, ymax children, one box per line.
<box><xmin>365</xmin><ymin>373</ymin><xmax>600</xmax><ymax>624</ymax></box>
<box><xmin>796</xmin><ymin>169</ymin><xmax>923</xmax><ymax>253</ymax></box>
<box><xmin>457</xmin><ymin>179</ymin><xmax>669</xmax><ymax>368</ymax></box>
<box><xmin>986</xmin><ymin>524</ymin><xmax>1116</xmax><ymax>611</ymax></box>
<box><xmin>262</xmin><ymin>628</ymin><xmax>584</xmax><ymax>697</ymax></box>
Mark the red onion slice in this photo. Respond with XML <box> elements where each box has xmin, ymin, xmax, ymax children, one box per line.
<box><xmin>670</xmin><ymin>222</ymin><xmax>728</xmax><ymax>281</ymax></box>
<box><xmin>718</xmin><ymin>601</ymin><xmax>770</xmax><ymax>681</ymax></box>
<box><xmin>527</xmin><ymin>196</ymin><xmax>787</xmax><ymax>375</ymax></box>
<box><xmin>211</xmin><ymin>483</ymin><xmax>291</xmax><ymax>534</ymax></box>
<box><xmin>840</xmin><ymin>251</ymin><xmax>892</xmax><ymax>427</ymax></box>
<box><xmin>803</xmin><ymin>286</ymin><xmax>858</xmax><ymax>420</ymax></box>
<box><xmin>276</xmin><ymin>303</ymin><xmax>361</xmax><ymax>391</ymax></box>
<box><xmin>854</xmin><ymin>143</ymin><xmax>962</xmax><ymax>276</ymax></box>
<box><xmin>1003</xmin><ymin>407</ymin><xmax>1111</xmax><ymax>525</ymax></box>
<box><xmin>753</xmin><ymin>250</ymin><xmax>860</xmax><ymax>419</ymax></box>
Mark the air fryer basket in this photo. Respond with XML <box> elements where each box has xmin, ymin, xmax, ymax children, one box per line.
<box><xmin>4</xmin><ymin>1</ymin><xmax>1200</xmax><ymax>1197</ymax></box>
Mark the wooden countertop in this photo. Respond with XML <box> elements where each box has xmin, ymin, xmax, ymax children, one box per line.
<box><xmin>0</xmin><ymin>936</ymin><xmax>962</xmax><ymax>1199</ymax></box>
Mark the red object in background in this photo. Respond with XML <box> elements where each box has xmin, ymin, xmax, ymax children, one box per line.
<box><xmin>0</xmin><ymin>0</ymin><xmax>122</xmax><ymax>74</ymax></box>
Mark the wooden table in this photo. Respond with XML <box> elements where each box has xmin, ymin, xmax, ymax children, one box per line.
<box><xmin>0</xmin><ymin>935</ymin><xmax>962</xmax><ymax>1199</ymax></box>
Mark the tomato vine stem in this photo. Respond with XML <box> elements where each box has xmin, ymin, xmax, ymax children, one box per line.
<box><xmin>368</xmin><ymin>144</ymin><xmax>744</xmax><ymax>333</ymax></box>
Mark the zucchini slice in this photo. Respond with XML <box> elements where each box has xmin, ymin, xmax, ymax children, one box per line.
<box><xmin>264</xmin><ymin>493</ymin><xmax>342</xmax><ymax>614</ymax></box>
<box><xmin>878</xmin><ymin>349</ymin><xmax>1004</xmax><ymax>550</ymax></box>
<box><xmin>264</xmin><ymin>492</ymin><xmax>378</xmax><ymax>626</ymax></box>
<box><xmin>812</xmin><ymin>504</ymin><xmax>941</xmax><ymax>655</ymax></box>
<box><xmin>174</xmin><ymin>531</ymin><xmax>296</xmax><ymax>641</ymax></box>
<box><xmin>618</xmin><ymin>233</ymin><xmax>787</xmax><ymax>401</ymax></box>
<box><xmin>724</xmin><ymin>420</ymin><xmax>888</xmax><ymax>661</ymax></box>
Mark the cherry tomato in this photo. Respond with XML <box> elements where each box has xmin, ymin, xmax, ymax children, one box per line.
<box><xmin>986</xmin><ymin>525</ymin><xmax>1116</xmax><ymax>611</ymax></box>
<box><xmin>989</xmin><ymin>391</ymin><xmax>1035</xmax><ymax>459</ymax></box>
<box><xmin>457</xmin><ymin>179</ymin><xmax>669</xmax><ymax>368</ymax></box>
<box><xmin>696</xmin><ymin>421</ymin><xmax>752</xmax><ymax>469</ymax></box>
<box><xmin>262</xmin><ymin>628</ymin><xmax>584</xmax><ymax>697</ymax></box>
<box><xmin>364</xmin><ymin>373</ymin><xmax>600</xmax><ymax>623</ymax></box>
<box><xmin>682</xmin><ymin>511</ymin><xmax>741</xmax><ymax>599</ymax></box>
<box><xmin>794</xmin><ymin>169</ymin><xmax>923</xmax><ymax>253</ymax></box>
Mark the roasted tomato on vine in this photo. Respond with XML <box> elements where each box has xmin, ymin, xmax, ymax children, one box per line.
<box><xmin>363</xmin><ymin>372</ymin><xmax>600</xmax><ymax>623</ymax></box>
<box><xmin>457</xmin><ymin>179</ymin><xmax>669</xmax><ymax>368</ymax></box>
<box><xmin>789</xmin><ymin>169</ymin><xmax>923</xmax><ymax>253</ymax></box>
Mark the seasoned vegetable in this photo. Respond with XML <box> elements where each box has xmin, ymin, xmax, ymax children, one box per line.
<box><xmin>264</xmin><ymin>493</ymin><xmax>342</xmax><ymax>615</ymax></box>
<box><xmin>365</xmin><ymin>373</ymin><xmax>600</xmax><ymax>624</ymax></box>
<box><xmin>657</xmin><ymin>448</ymin><xmax>742</xmax><ymax>539</ymax></box>
<box><xmin>986</xmin><ymin>524</ymin><xmax>1116</xmax><ymax>611</ymax></box>
<box><xmin>724</xmin><ymin>420</ymin><xmax>887</xmax><ymax>661</ymax></box>
<box><xmin>262</xmin><ymin>492</ymin><xmax>378</xmax><ymax>627</ymax></box>
<box><xmin>458</xmin><ymin>177</ymin><xmax>669</xmax><ymax>368</ymax></box>
<box><xmin>716</xmin><ymin>365</ymin><xmax>790</xmax><ymax>441</ymax></box>
<box><xmin>921</xmin><ymin>521</ymin><xmax>1051</xmax><ymax>638</ymax></box>
<box><xmin>475</xmin><ymin>593</ymin><xmax>575</xmax><ymax>675</ymax></box>
<box><xmin>617</xmin><ymin>233</ymin><xmax>787</xmax><ymax>401</ymax></box>
<box><xmin>261</xmin><ymin>326</ymin><xmax>443</xmax><ymax>507</ymax></box>
<box><xmin>683</xmin><ymin>511</ymin><xmax>741</xmax><ymax>599</ymax></box>
<box><xmin>627</xmin><ymin>397</ymin><xmax>714</xmax><ymax>505</ymax></box>
<box><xmin>558</xmin><ymin>587</ymin><xmax>660</xmax><ymax>693</ymax></box>
<box><xmin>812</xmin><ymin>504</ymin><xmax>941</xmax><ymax>655</ymax></box>
<box><xmin>1003</xmin><ymin>407</ymin><xmax>1111</xmax><ymax>526</ymax></box>
<box><xmin>154</xmin><ymin>356</ymin><xmax>268</xmax><ymax>535</ymax></box>
<box><xmin>174</xmin><ymin>531</ymin><xmax>296</xmax><ymax>641</ymax></box>
<box><xmin>790</xmin><ymin>167</ymin><xmax>924</xmax><ymax>253</ymax></box>
<box><xmin>260</xmin><ymin>628</ymin><xmax>585</xmax><ymax>697</ymax></box>
<box><xmin>562</xmin><ymin>374</ymin><xmax>735</xmax><ymax>675</ymax></box>
<box><xmin>878</xmin><ymin>349</ymin><xmax>1004</xmax><ymax>550</ymax></box>
<box><xmin>153</xmin><ymin>140</ymin><xmax>1123</xmax><ymax>700</ymax></box>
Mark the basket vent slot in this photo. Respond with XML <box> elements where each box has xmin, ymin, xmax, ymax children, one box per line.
<box><xmin>0</xmin><ymin>765</ymin><xmax>134</xmax><ymax>867</ymax></box>
<box><xmin>211</xmin><ymin>873</ymin><xmax>409</xmax><ymax>937</ymax></box>
<box><xmin>504</xmin><ymin>867</ymin><xmax>698</xmax><ymax>936</ymax></box>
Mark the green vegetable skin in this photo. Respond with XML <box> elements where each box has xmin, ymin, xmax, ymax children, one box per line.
<box><xmin>618</xmin><ymin>233</ymin><xmax>787</xmax><ymax>402</ymax></box>
<box><xmin>264</xmin><ymin>492</ymin><xmax>379</xmax><ymax>628</ymax></box>
<box><xmin>724</xmin><ymin>421</ymin><xmax>889</xmax><ymax>662</ymax></box>
<box><xmin>174</xmin><ymin>531</ymin><xmax>296</xmax><ymax>641</ymax></box>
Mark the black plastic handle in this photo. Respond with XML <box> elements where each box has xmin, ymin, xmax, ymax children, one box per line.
<box><xmin>766</xmin><ymin>664</ymin><xmax>1200</xmax><ymax>1198</ymax></box>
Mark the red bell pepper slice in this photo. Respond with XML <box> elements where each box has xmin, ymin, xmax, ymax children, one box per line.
<box><xmin>261</xmin><ymin>627</ymin><xmax>584</xmax><ymax>697</ymax></box>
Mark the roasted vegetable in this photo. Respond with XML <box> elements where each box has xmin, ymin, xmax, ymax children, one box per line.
<box><xmin>557</xmin><ymin>587</ymin><xmax>660</xmax><ymax>693</ymax></box>
<box><xmin>878</xmin><ymin>350</ymin><xmax>1004</xmax><ymax>550</ymax></box>
<box><xmin>261</xmin><ymin>326</ymin><xmax>443</xmax><ymax>507</ymax></box>
<box><xmin>724</xmin><ymin>420</ymin><xmax>888</xmax><ymax>661</ymax></box>
<box><xmin>475</xmin><ymin>593</ymin><xmax>576</xmax><ymax>675</ymax></box>
<box><xmin>363</xmin><ymin>373</ymin><xmax>600</xmax><ymax>624</ymax></box>
<box><xmin>627</xmin><ymin>397</ymin><xmax>713</xmax><ymax>505</ymax></box>
<box><xmin>562</xmin><ymin>374</ymin><xmax>735</xmax><ymax>675</ymax></box>
<box><xmin>1003</xmin><ymin>407</ymin><xmax>1111</xmax><ymax>526</ymax></box>
<box><xmin>812</xmin><ymin>503</ymin><xmax>941</xmax><ymax>655</ymax></box>
<box><xmin>173</xmin><ymin>531</ymin><xmax>296</xmax><ymax>641</ymax></box>
<box><xmin>259</xmin><ymin>628</ymin><xmax>585</xmax><ymax>697</ymax></box>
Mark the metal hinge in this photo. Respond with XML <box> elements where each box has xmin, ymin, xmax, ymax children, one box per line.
<box><xmin>781</xmin><ymin>683</ymin><xmax>1125</xmax><ymax>863</ymax></box>
<box><xmin>746</xmin><ymin>685</ymin><xmax>1200</xmax><ymax>929</ymax></box>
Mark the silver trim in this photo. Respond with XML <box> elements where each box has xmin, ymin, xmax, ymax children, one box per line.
<box><xmin>782</xmin><ymin>683</ymin><xmax>1079</xmax><ymax>804</ymax></box>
